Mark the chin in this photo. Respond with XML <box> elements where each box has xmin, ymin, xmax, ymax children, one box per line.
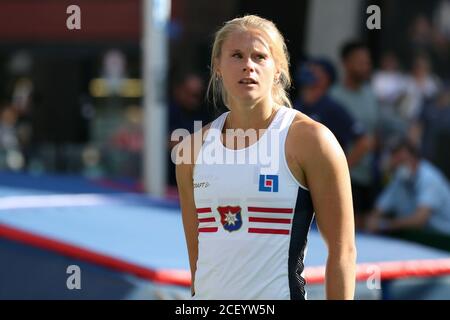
<box><xmin>236</xmin><ymin>95</ymin><xmax>261</xmax><ymax>106</ymax></box>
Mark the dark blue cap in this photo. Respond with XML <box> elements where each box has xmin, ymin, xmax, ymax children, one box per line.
<box><xmin>296</xmin><ymin>64</ymin><xmax>318</xmax><ymax>85</ymax></box>
<box><xmin>296</xmin><ymin>57</ymin><xmax>337</xmax><ymax>86</ymax></box>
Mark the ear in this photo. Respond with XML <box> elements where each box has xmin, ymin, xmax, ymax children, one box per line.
<box><xmin>274</xmin><ymin>69</ymin><xmax>282</xmax><ymax>82</ymax></box>
<box><xmin>214</xmin><ymin>57</ymin><xmax>221</xmax><ymax>75</ymax></box>
<box><xmin>214</xmin><ymin>70</ymin><xmax>221</xmax><ymax>81</ymax></box>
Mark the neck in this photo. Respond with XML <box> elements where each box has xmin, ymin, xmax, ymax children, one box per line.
<box><xmin>344</xmin><ymin>75</ymin><xmax>362</xmax><ymax>91</ymax></box>
<box><xmin>225</xmin><ymin>97</ymin><xmax>279</xmax><ymax>131</ymax></box>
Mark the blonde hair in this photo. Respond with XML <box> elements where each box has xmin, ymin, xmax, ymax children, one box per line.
<box><xmin>207</xmin><ymin>15</ymin><xmax>292</xmax><ymax>109</ymax></box>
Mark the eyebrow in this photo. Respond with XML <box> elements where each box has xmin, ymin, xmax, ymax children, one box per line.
<box><xmin>228</xmin><ymin>48</ymin><xmax>269</xmax><ymax>55</ymax></box>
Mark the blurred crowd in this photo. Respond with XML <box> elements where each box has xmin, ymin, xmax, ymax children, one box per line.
<box><xmin>294</xmin><ymin>40</ymin><xmax>450</xmax><ymax>251</ymax></box>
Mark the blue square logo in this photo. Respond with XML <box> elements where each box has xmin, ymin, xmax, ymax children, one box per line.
<box><xmin>259</xmin><ymin>175</ymin><xmax>279</xmax><ymax>192</ymax></box>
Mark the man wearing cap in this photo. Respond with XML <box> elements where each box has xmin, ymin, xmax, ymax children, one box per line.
<box><xmin>294</xmin><ymin>58</ymin><xmax>372</xmax><ymax>181</ymax></box>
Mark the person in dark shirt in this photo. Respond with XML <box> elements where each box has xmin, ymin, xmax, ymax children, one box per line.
<box><xmin>168</xmin><ymin>72</ymin><xmax>209</xmax><ymax>134</ymax></box>
<box><xmin>167</xmin><ymin>71</ymin><xmax>211</xmax><ymax>186</ymax></box>
<box><xmin>294</xmin><ymin>58</ymin><xmax>372</xmax><ymax>170</ymax></box>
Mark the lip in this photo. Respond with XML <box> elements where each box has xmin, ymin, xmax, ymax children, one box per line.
<box><xmin>238</xmin><ymin>77</ymin><xmax>258</xmax><ymax>85</ymax></box>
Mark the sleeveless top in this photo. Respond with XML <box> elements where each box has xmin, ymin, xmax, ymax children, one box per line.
<box><xmin>192</xmin><ymin>106</ymin><xmax>315</xmax><ymax>300</ymax></box>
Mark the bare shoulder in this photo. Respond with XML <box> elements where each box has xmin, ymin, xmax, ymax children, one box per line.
<box><xmin>289</xmin><ymin>111</ymin><xmax>327</xmax><ymax>140</ymax></box>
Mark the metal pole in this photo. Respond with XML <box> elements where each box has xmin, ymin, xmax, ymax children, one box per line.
<box><xmin>142</xmin><ymin>0</ymin><xmax>170</xmax><ymax>197</ymax></box>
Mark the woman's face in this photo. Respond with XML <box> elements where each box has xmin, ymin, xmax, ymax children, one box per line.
<box><xmin>217</xmin><ymin>29</ymin><xmax>279</xmax><ymax>107</ymax></box>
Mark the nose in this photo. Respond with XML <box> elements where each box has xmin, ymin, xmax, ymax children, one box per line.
<box><xmin>243</xmin><ymin>57</ymin><xmax>255</xmax><ymax>72</ymax></box>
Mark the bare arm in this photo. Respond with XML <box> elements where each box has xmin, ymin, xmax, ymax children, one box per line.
<box><xmin>175</xmin><ymin>137</ymin><xmax>199</xmax><ymax>297</ymax></box>
<box><xmin>295</xmin><ymin>121</ymin><xmax>357</xmax><ymax>299</ymax></box>
<box><xmin>384</xmin><ymin>207</ymin><xmax>432</xmax><ymax>232</ymax></box>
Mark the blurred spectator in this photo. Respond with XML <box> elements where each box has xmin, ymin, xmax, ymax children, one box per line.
<box><xmin>167</xmin><ymin>71</ymin><xmax>209</xmax><ymax>185</ymax></box>
<box><xmin>408</xmin><ymin>15</ymin><xmax>435</xmax><ymax>54</ymax></box>
<box><xmin>110</xmin><ymin>105</ymin><xmax>143</xmax><ymax>153</ymax></box>
<box><xmin>433</xmin><ymin>0</ymin><xmax>450</xmax><ymax>40</ymax></box>
<box><xmin>402</xmin><ymin>53</ymin><xmax>441</xmax><ymax>120</ymax></box>
<box><xmin>11</xmin><ymin>77</ymin><xmax>34</xmax><ymax>168</ymax></box>
<box><xmin>101</xmin><ymin>49</ymin><xmax>127</xmax><ymax>96</ymax></box>
<box><xmin>0</xmin><ymin>103</ymin><xmax>19</xmax><ymax>150</ymax></box>
<box><xmin>5</xmin><ymin>51</ymin><xmax>35</xmax><ymax>169</ymax></box>
<box><xmin>366</xmin><ymin>138</ymin><xmax>450</xmax><ymax>250</ymax></box>
<box><xmin>168</xmin><ymin>71</ymin><xmax>209</xmax><ymax>135</ymax></box>
<box><xmin>294</xmin><ymin>58</ymin><xmax>371</xmax><ymax>168</ymax></box>
<box><xmin>432</xmin><ymin>1</ymin><xmax>450</xmax><ymax>77</ymax></box>
<box><xmin>411</xmin><ymin>84</ymin><xmax>450</xmax><ymax>179</ymax></box>
<box><xmin>107</xmin><ymin>105</ymin><xmax>143</xmax><ymax>178</ymax></box>
<box><xmin>404</xmin><ymin>13</ymin><xmax>450</xmax><ymax>80</ymax></box>
<box><xmin>372</xmin><ymin>51</ymin><xmax>406</xmax><ymax>105</ymax></box>
<box><xmin>330</xmin><ymin>41</ymin><xmax>380</xmax><ymax>226</ymax></box>
<box><xmin>372</xmin><ymin>51</ymin><xmax>409</xmax><ymax>141</ymax></box>
<box><xmin>0</xmin><ymin>102</ymin><xmax>25</xmax><ymax>171</ymax></box>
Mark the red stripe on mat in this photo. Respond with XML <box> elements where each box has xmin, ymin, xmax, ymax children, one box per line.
<box><xmin>198</xmin><ymin>217</ymin><xmax>215</xmax><ymax>223</ymax></box>
<box><xmin>2</xmin><ymin>223</ymin><xmax>450</xmax><ymax>287</ymax></box>
<box><xmin>305</xmin><ymin>259</ymin><xmax>450</xmax><ymax>284</ymax></box>
<box><xmin>0</xmin><ymin>223</ymin><xmax>190</xmax><ymax>287</ymax></box>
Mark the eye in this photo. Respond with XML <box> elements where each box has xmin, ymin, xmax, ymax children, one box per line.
<box><xmin>257</xmin><ymin>54</ymin><xmax>266</xmax><ymax>60</ymax></box>
<box><xmin>232</xmin><ymin>52</ymin><xmax>242</xmax><ymax>58</ymax></box>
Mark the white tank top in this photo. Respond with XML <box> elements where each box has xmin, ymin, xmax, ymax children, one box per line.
<box><xmin>192</xmin><ymin>106</ymin><xmax>315</xmax><ymax>300</ymax></box>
